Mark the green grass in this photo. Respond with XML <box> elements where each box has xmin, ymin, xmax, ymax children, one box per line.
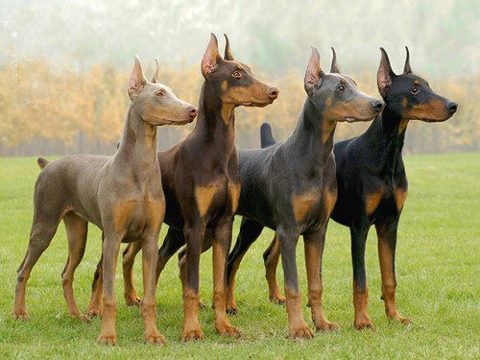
<box><xmin>0</xmin><ymin>153</ymin><xmax>479</xmax><ymax>359</ymax></box>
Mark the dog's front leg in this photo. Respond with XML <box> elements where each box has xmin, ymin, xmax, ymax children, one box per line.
<box><xmin>141</xmin><ymin>229</ymin><xmax>166</xmax><ymax>345</ymax></box>
<box><xmin>212</xmin><ymin>218</ymin><xmax>241</xmax><ymax>337</ymax></box>
<box><xmin>304</xmin><ymin>228</ymin><xmax>339</xmax><ymax>331</ymax></box>
<box><xmin>180</xmin><ymin>221</ymin><xmax>205</xmax><ymax>341</ymax></box>
<box><xmin>278</xmin><ymin>227</ymin><xmax>313</xmax><ymax>339</ymax></box>
<box><xmin>97</xmin><ymin>231</ymin><xmax>121</xmax><ymax>345</ymax></box>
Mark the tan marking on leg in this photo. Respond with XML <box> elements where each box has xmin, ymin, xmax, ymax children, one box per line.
<box><xmin>265</xmin><ymin>236</ymin><xmax>284</xmax><ymax>304</ymax></box>
<box><xmin>285</xmin><ymin>286</ymin><xmax>313</xmax><ymax>339</ymax></box>
<box><xmin>182</xmin><ymin>287</ymin><xmax>203</xmax><ymax>341</ymax></box>
<box><xmin>376</xmin><ymin>224</ymin><xmax>411</xmax><ymax>325</ymax></box>
<box><xmin>122</xmin><ymin>242</ymin><xmax>142</xmax><ymax>306</ymax></box>
<box><xmin>291</xmin><ymin>191</ymin><xmax>320</xmax><ymax>222</ymax></box>
<box><xmin>365</xmin><ymin>190</ymin><xmax>384</xmax><ymax>216</ymax></box>
<box><xmin>353</xmin><ymin>282</ymin><xmax>374</xmax><ymax>330</ymax></box>
<box><xmin>195</xmin><ymin>181</ymin><xmax>222</xmax><ymax>217</ymax></box>
<box><xmin>228</xmin><ymin>182</ymin><xmax>241</xmax><ymax>212</ymax></box>
<box><xmin>393</xmin><ymin>188</ymin><xmax>407</xmax><ymax>212</ymax></box>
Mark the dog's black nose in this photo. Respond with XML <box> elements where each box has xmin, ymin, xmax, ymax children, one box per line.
<box><xmin>187</xmin><ymin>106</ymin><xmax>198</xmax><ymax>119</ymax></box>
<box><xmin>268</xmin><ymin>87</ymin><xmax>279</xmax><ymax>99</ymax></box>
<box><xmin>372</xmin><ymin>100</ymin><xmax>384</xmax><ymax>112</ymax></box>
<box><xmin>447</xmin><ymin>102</ymin><xmax>458</xmax><ymax>114</ymax></box>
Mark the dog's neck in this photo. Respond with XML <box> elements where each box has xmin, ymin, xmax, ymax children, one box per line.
<box><xmin>364</xmin><ymin>104</ymin><xmax>408</xmax><ymax>183</ymax></box>
<box><xmin>288</xmin><ymin>98</ymin><xmax>336</xmax><ymax>167</ymax></box>
<box><xmin>115</xmin><ymin>105</ymin><xmax>159</xmax><ymax>174</ymax></box>
<box><xmin>190</xmin><ymin>82</ymin><xmax>236</xmax><ymax>165</ymax></box>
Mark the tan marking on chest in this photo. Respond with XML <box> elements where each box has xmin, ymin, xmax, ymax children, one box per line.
<box><xmin>195</xmin><ymin>181</ymin><xmax>223</xmax><ymax>217</ymax></box>
<box><xmin>113</xmin><ymin>200</ymin><xmax>137</xmax><ymax>233</ymax></box>
<box><xmin>393</xmin><ymin>188</ymin><xmax>407</xmax><ymax>212</ymax></box>
<box><xmin>228</xmin><ymin>182</ymin><xmax>241</xmax><ymax>212</ymax></box>
<box><xmin>144</xmin><ymin>198</ymin><xmax>165</xmax><ymax>228</ymax></box>
<box><xmin>322</xmin><ymin>190</ymin><xmax>337</xmax><ymax>216</ymax></box>
<box><xmin>365</xmin><ymin>189</ymin><xmax>384</xmax><ymax>216</ymax></box>
<box><xmin>291</xmin><ymin>191</ymin><xmax>320</xmax><ymax>222</ymax></box>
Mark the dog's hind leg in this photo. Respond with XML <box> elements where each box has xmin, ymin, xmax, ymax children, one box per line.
<box><xmin>122</xmin><ymin>241</ymin><xmax>142</xmax><ymax>306</ymax></box>
<box><xmin>14</xmin><ymin>214</ymin><xmax>61</xmax><ymax>319</ymax></box>
<box><xmin>226</xmin><ymin>217</ymin><xmax>263</xmax><ymax>314</ymax></box>
<box><xmin>263</xmin><ymin>235</ymin><xmax>284</xmax><ymax>305</ymax></box>
<box><xmin>86</xmin><ymin>252</ymin><xmax>103</xmax><ymax>318</ymax></box>
<box><xmin>62</xmin><ymin>212</ymin><xmax>88</xmax><ymax>320</ymax></box>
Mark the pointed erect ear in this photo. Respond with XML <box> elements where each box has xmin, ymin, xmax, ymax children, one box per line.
<box><xmin>151</xmin><ymin>58</ymin><xmax>160</xmax><ymax>83</ymax></box>
<box><xmin>224</xmin><ymin>33</ymin><xmax>234</xmax><ymax>60</ymax></box>
<box><xmin>377</xmin><ymin>48</ymin><xmax>396</xmax><ymax>98</ymax></box>
<box><xmin>403</xmin><ymin>46</ymin><xmax>412</xmax><ymax>74</ymax></box>
<box><xmin>330</xmin><ymin>47</ymin><xmax>340</xmax><ymax>73</ymax></box>
<box><xmin>201</xmin><ymin>33</ymin><xmax>221</xmax><ymax>78</ymax></box>
<box><xmin>304</xmin><ymin>47</ymin><xmax>323</xmax><ymax>94</ymax></box>
<box><xmin>128</xmin><ymin>55</ymin><xmax>147</xmax><ymax>100</ymax></box>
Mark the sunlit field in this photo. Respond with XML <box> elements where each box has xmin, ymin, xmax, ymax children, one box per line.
<box><xmin>0</xmin><ymin>153</ymin><xmax>479</xmax><ymax>359</ymax></box>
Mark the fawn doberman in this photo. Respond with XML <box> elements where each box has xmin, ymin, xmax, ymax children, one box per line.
<box><xmin>224</xmin><ymin>48</ymin><xmax>383</xmax><ymax>338</ymax></box>
<box><xmin>13</xmin><ymin>56</ymin><xmax>197</xmax><ymax>345</ymax></box>
<box><xmin>87</xmin><ymin>34</ymin><xmax>279</xmax><ymax>341</ymax></box>
<box><xmin>250</xmin><ymin>47</ymin><xmax>458</xmax><ymax>330</ymax></box>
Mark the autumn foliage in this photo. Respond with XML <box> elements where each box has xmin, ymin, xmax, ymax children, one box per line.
<box><xmin>0</xmin><ymin>59</ymin><xmax>478</xmax><ymax>155</ymax></box>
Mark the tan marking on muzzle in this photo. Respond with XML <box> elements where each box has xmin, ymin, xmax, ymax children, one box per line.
<box><xmin>403</xmin><ymin>98</ymin><xmax>449</xmax><ymax>121</ymax></box>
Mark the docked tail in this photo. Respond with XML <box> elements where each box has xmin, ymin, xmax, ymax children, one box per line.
<box><xmin>37</xmin><ymin>157</ymin><xmax>49</xmax><ymax>169</ymax></box>
<box><xmin>260</xmin><ymin>122</ymin><xmax>277</xmax><ymax>148</ymax></box>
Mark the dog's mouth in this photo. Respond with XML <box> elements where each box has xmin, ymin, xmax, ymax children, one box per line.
<box><xmin>343</xmin><ymin>115</ymin><xmax>376</xmax><ymax>122</ymax></box>
<box><xmin>242</xmin><ymin>100</ymin><xmax>273</xmax><ymax>108</ymax></box>
<box><xmin>161</xmin><ymin>117</ymin><xmax>193</xmax><ymax>125</ymax></box>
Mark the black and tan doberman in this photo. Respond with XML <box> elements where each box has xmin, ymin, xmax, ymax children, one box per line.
<box><xmin>13</xmin><ymin>56</ymin><xmax>196</xmax><ymax>345</ymax></box>
<box><xmin>87</xmin><ymin>34</ymin><xmax>279</xmax><ymax>341</ymax></box>
<box><xmin>249</xmin><ymin>47</ymin><xmax>458</xmax><ymax>330</ymax></box>
<box><xmin>223</xmin><ymin>48</ymin><xmax>382</xmax><ymax>338</ymax></box>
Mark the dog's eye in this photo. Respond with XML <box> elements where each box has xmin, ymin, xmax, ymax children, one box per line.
<box><xmin>232</xmin><ymin>70</ymin><xmax>242</xmax><ymax>79</ymax></box>
<box><xmin>156</xmin><ymin>89</ymin><xmax>165</xmax><ymax>97</ymax></box>
<box><xmin>337</xmin><ymin>85</ymin><xmax>345</xmax><ymax>92</ymax></box>
<box><xmin>411</xmin><ymin>87</ymin><xmax>419</xmax><ymax>95</ymax></box>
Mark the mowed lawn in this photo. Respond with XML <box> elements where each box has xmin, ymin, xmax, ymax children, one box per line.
<box><xmin>0</xmin><ymin>153</ymin><xmax>479</xmax><ymax>359</ymax></box>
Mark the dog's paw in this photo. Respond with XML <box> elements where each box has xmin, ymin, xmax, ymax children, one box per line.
<box><xmin>354</xmin><ymin>315</ymin><xmax>375</xmax><ymax>331</ymax></box>
<box><xmin>13</xmin><ymin>309</ymin><xmax>29</xmax><ymax>320</ymax></box>
<box><xmin>145</xmin><ymin>331</ymin><xmax>167</xmax><ymax>346</ymax></box>
<box><xmin>124</xmin><ymin>292</ymin><xmax>142</xmax><ymax>307</ymax></box>
<box><xmin>216</xmin><ymin>321</ymin><xmax>241</xmax><ymax>338</ymax></box>
<box><xmin>182</xmin><ymin>327</ymin><xmax>204</xmax><ymax>342</ymax></box>
<box><xmin>85</xmin><ymin>304</ymin><xmax>102</xmax><ymax>319</ymax></box>
<box><xmin>288</xmin><ymin>324</ymin><xmax>314</xmax><ymax>340</ymax></box>
<box><xmin>97</xmin><ymin>333</ymin><xmax>116</xmax><ymax>346</ymax></box>
<box><xmin>388</xmin><ymin>312</ymin><xmax>412</xmax><ymax>325</ymax></box>
<box><xmin>315</xmin><ymin>320</ymin><xmax>340</xmax><ymax>332</ymax></box>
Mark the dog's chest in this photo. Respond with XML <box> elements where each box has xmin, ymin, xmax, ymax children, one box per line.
<box><xmin>194</xmin><ymin>178</ymin><xmax>240</xmax><ymax>219</ymax></box>
<box><xmin>112</xmin><ymin>196</ymin><xmax>165</xmax><ymax>241</ymax></box>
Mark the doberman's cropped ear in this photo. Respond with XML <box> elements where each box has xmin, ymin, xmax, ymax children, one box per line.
<box><xmin>151</xmin><ymin>59</ymin><xmax>160</xmax><ymax>83</ymax></box>
<box><xmin>304</xmin><ymin>47</ymin><xmax>323</xmax><ymax>95</ymax></box>
<box><xmin>224</xmin><ymin>34</ymin><xmax>234</xmax><ymax>60</ymax></box>
<box><xmin>128</xmin><ymin>55</ymin><xmax>147</xmax><ymax>100</ymax></box>
<box><xmin>201</xmin><ymin>33</ymin><xmax>222</xmax><ymax>79</ymax></box>
<box><xmin>330</xmin><ymin>47</ymin><xmax>340</xmax><ymax>73</ymax></box>
<box><xmin>403</xmin><ymin>46</ymin><xmax>412</xmax><ymax>74</ymax></box>
<box><xmin>377</xmin><ymin>48</ymin><xmax>396</xmax><ymax>98</ymax></box>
